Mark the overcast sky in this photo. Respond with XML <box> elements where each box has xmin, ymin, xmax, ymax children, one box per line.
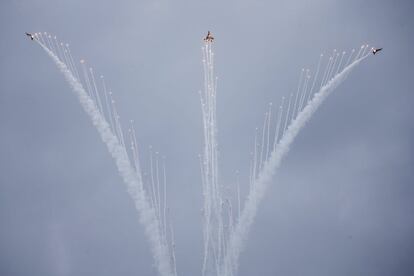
<box><xmin>1</xmin><ymin>0</ymin><xmax>413</xmax><ymax>275</ymax></box>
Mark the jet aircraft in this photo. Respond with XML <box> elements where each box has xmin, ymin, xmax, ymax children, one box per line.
<box><xmin>204</xmin><ymin>31</ymin><xmax>214</xmax><ymax>42</ymax></box>
<box><xmin>25</xmin><ymin>32</ymin><xmax>34</xmax><ymax>40</ymax></box>
<box><xmin>372</xmin><ymin>48</ymin><xmax>383</xmax><ymax>55</ymax></box>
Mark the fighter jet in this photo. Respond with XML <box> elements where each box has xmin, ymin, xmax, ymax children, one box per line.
<box><xmin>372</xmin><ymin>48</ymin><xmax>383</xmax><ymax>55</ymax></box>
<box><xmin>204</xmin><ymin>31</ymin><xmax>214</xmax><ymax>43</ymax></box>
<box><xmin>25</xmin><ymin>32</ymin><xmax>34</xmax><ymax>40</ymax></box>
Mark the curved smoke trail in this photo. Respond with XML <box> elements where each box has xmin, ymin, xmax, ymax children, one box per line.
<box><xmin>224</xmin><ymin>54</ymin><xmax>369</xmax><ymax>275</ymax></box>
<box><xmin>37</xmin><ymin>42</ymin><xmax>175</xmax><ymax>276</ymax></box>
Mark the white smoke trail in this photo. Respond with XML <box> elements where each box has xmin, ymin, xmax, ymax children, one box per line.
<box><xmin>335</xmin><ymin>52</ymin><xmax>346</xmax><ymax>76</ymax></box>
<box><xmin>201</xmin><ymin>42</ymin><xmax>224</xmax><ymax>276</ymax></box>
<box><xmin>345</xmin><ymin>49</ymin><xmax>356</xmax><ymax>68</ymax></box>
<box><xmin>327</xmin><ymin>53</ymin><xmax>340</xmax><ymax>81</ymax></box>
<box><xmin>293</xmin><ymin>69</ymin><xmax>305</xmax><ymax>119</ymax></box>
<box><xmin>272</xmin><ymin>98</ymin><xmax>285</xmax><ymax>150</ymax></box>
<box><xmin>259</xmin><ymin>111</ymin><xmax>269</xmax><ymax>170</ymax></box>
<box><xmin>37</xmin><ymin>41</ymin><xmax>175</xmax><ymax>276</ymax></box>
<box><xmin>223</xmin><ymin>54</ymin><xmax>369</xmax><ymax>276</ymax></box>
<box><xmin>298</xmin><ymin>72</ymin><xmax>311</xmax><ymax>112</ymax></box>
<box><xmin>307</xmin><ymin>54</ymin><xmax>323</xmax><ymax>101</ymax></box>
<box><xmin>66</xmin><ymin>44</ymin><xmax>82</xmax><ymax>82</ymax></box>
<box><xmin>282</xmin><ymin>93</ymin><xmax>293</xmax><ymax>136</ymax></box>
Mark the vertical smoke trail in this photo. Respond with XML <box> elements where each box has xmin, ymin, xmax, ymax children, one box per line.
<box><xmin>100</xmin><ymin>76</ymin><xmax>116</xmax><ymax>132</ymax></box>
<box><xmin>282</xmin><ymin>93</ymin><xmax>293</xmax><ymax>136</ymax></box>
<box><xmin>169</xmin><ymin>219</ymin><xmax>178</xmax><ymax>276</ymax></box>
<box><xmin>223</xmin><ymin>53</ymin><xmax>369</xmax><ymax>276</ymax></box>
<box><xmin>266</xmin><ymin>104</ymin><xmax>272</xmax><ymax>162</ymax></box>
<box><xmin>201</xmin><ymin>41</ymin><xmax>230</xmax><ymax>276</ymax></box>
<box><xmin>353</xmin><ymin>45</ymin><xmax>365</xmax><ymax>62</ymax></box>
<box><xmin>272</xmin><ymin>98</ymin><xmax>285</xmax><ymax>151</ymax></box>
<box><xmin>66</xmin><ymin>44</ymin><xmax>82</xmax><ymax>82</ymax></box>
<box><xmin>80</xmin><ymin>61</ymin><xmax>96</xmax><ymax>103</ymax></box>
<box><xmin>60</xmin><ymin>45</ymin><xmax>73</xmax><ymax>74</ymax></box>
<box><xmin>236</xmin><ymin>172</ymin><xmax>241</xmax><ymax>222</ymax></box>
<box><xmin>307</xmin><ymin>54</ymin><xmax>323</xmax><ymax>104</ymax></box>
<box><xmin>36</xmin><ymin>40</ymin><xmax>175</xmax><ymax>276</ymax></box>
<box><xmin>361</xmin><ymin>44</ymin><xmax>370</xmax><ymax>57</ymax></box>
<box><xmin>298</xmin><ymin>72</ymin><xmax>311</xmax><ymax>112</ymax></box>
<box><xmin>60</xmin><ymin>43</ymin><xmax>70</xmax><ymax>68</ymax></box>
<box><xmin>320</xmin><ymin>56</ymin><xmax>332</xmax><ymax>89</ymax></box>
<box><xmin>156</xmin><ymin>153</ymin><xmax>162</xmax><ymax>226</ymax></box>
<box><xmin>293</xmin><ymin>69</ymin><xmax>305</xmax><ymax>120</ymax></box>
<box><xmin>327</xmin><ymin>53</ymin><xmax>340</xmax><ymax>81</ymax></box>
<box><xmin>35</xmin><ymin>33</ymin><xmax>46</xmax><ymax>47</ymax></box>
<box><xmin>89</xmin><ymin>68</ymin><xmax>106</xmax><ymax>118</ymax></box>
<box><xmin>251</xmin><ymin>129</ymin><xmax>259</xmax><ymax>188</ymax></box>
<box><xmin>345</xmin><ymin>49</ymin><xmax>356</xmax><ymax>68</ymax></box>
<box><xmin>53</xmin><ymin>36</ymin><xmax>64</xmax><ymax>62</ymax></box>
<box><xmin>335</xmin><ymin>52</ymin><xmax>346</xmax><ymax>76</ymax></box>
<box><xmin>47</xmin><ymin>34</ymin><xmax>57</xmax><ymax>55</ymax></box>
<box><xmin>259</xmin><ymin>111</ymin><xmax>269</xmax><ymax>170</ymax></box>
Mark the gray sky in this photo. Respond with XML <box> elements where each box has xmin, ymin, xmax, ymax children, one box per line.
<box><xmin>1</xmin><ymin>0</ymin><xmax>413</xmax><ymax>275</ymax></box>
